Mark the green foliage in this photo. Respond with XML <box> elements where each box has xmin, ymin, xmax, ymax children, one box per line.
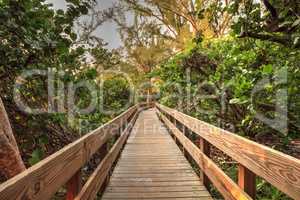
<box><xmin>228</xmin><ymin>0</ymin><xmax>300</xmax><ymax>48</ymax></box>
<box><xmin>0</xmin><ymin>0</ymin><xmax>129</xmax><ymax>167</ymax></box>
<box><xmin>29</xmin><ymin>148</ymin><xmax>44</xmax><ymax>166</ymax></box>
<box><xmin>257</xmin><ymin>178</ymin><xmax>291</xmax><ymax>200</ymax></box>
<box><xmin>91</xmin><ymin>47</ymin><xmax>120</xmax><ymax>69</ymax></box>
<box><xmin>72</xmin><ymin>76</ymin><xmax>132</xmax><ymax>134</ymax></box>
<box><xmin>103</xmin><ymin>77</ymin><xmax>131</xmax><ymax>112</ymax></box>
<box><xmin>154</xmin><ymin>36</ymin><xmax>300</xmax><ymax>140</ymax></box>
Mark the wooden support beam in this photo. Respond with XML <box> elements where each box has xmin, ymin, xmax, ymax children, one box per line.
<box><xmin>182</xmin><ymin>125</ymin><xmax>188</xmax><ymax>157</ymax></box>
<box><xmin>197</xmin><ymin>137</ymin><xmax>211</xmax><ymax>189</ymax></box>
<box><xmin>238</xmin><ymin>164</ymin><xmax>256</xmax><ymax>199</ymax></box>
<box><xmin>99</xmin><ymin>143</ymin><xmax>108</xmax><ymax>161</ymax></box>
<box><xmin>99</xmin><ymin>142</ymin><xmax>109</xmax><ymax>191</ymax></box>
<box><xmin>66</xmin><ymin>170</ymin><xmax>82</xmax><ymax>200</ymax></box>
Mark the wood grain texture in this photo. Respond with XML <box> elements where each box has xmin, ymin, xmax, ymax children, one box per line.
<box><xmin>0</xmin><ymin>105</ymin><xmax>138</xmax><ymax>200</ymax></box>
<box><xmin>158</xmin><ymin>110</ymin><xmax>252</xmax><ymax>200</ymax></box>
<box><xmin>157</xmin><ymin>103</ymin><xmax>300</xmax><ymax>200</ymax></box>
<box><xmin>102</xmin><ymin>109</ymin><xmax>213</xmax><ymax>200</ymax></box>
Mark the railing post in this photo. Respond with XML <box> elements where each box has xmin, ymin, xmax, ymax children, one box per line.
<box><xmin>99</xmin><ymin>142</ymin><xmax>109</xmax><ymax>190</ymax></box>
<box><xmin>171</xmin><ymin>117</ymin><xmax>177</xmax><ymax>143</ymax></box>
<box><xmin>238</xmin><ymin>164</ymin><xmax>256</xmax><ymax>199</ymax></box>
<box><xmin>174</xmin><ymin>119</ymin><xmax>178</xmax><ymax>144</ymax></box>
<box><xmin>66</xmin><ymin>170</ymin><xmax>82</xmax><ymax>200</ymax></box>
<box><xmin>197</xmin><ymin>137</ymin><xmax>211</xmax><ymax>189</ymax></box>
<box><xmin>147</xmin><ymin>89</ymin><xmax>150</xmax><ymax>105</ymax></box>
<box><xmin>181</xmin><ymin>124</ymin><xmax>187</xmax><ymax>156</ymax></box>
<box><xmin>99</xmin><ymin>142</ymin><xmax>108</xmax><ymax>160</ymax></box>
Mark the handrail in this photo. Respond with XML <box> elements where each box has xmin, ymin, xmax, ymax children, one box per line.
<box><xmin>0</xmin><ymin>103</ymin><xmax>148</xmax><ymax>200</ymax></box>
<box><xmin>156</xmin><ymin>103</ymin><xmax>300</xmax><ymax>200</ymax></box>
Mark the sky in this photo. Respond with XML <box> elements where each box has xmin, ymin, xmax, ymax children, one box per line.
<box><xmin>46</xmin><ymin>0</ymin><xmax>123</xmax><ymax>49</ymax></box>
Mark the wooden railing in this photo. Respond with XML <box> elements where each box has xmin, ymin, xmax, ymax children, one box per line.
<box><xmin>156</xmin><ymin>103</ymin><xmax>300</xmax><ymax>200</ymax></box>
<box><xmin>0</xmin><ymin>103</ymin><xmax>151</xmax><ymax>200</ymax></box>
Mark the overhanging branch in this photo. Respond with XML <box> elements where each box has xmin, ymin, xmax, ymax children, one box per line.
<box><xmin>239</xmin><ymin>31</ymin><xmax>294</xmax><ymax>47</ymax></box>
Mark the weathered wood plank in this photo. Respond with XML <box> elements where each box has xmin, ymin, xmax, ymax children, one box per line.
<box><xmin>157</xmin><ymin>103</ymin><xmax>300</xmax><ymax>200</ymax></box>
<box><xmin>113</xmin><ymin>169</ymin><xmax>195</xmax><ymax>174</ymax></box>
<box><xmin>115</xmin><ymin>166</ymin><xmax>193</xmax><ymax>171</ymax></box>
<box><xmin>105</xmin><ymin>186</ymin><xmax>207</xmax><ymax>192</ymax></box>
<box><xmin>110</xmin><ymin>176</ymin><xmax>200</xmax><ymax>182</ymax></box>
<box><xmin>102</xmin><ymin>197</ymin><xmax>213</xmax><ymax>200</ymax></box>
<box><xmin>102</xmin><ymin>191</ymin><xmax>211</xmax><ymax>199</ymax></box>
<box><xmin>158</xmin><ymin>110</ymin><xmax>252</xmax><ymax>200</ymax></box>
<box><xmin>111</xmin><ymin>173</ymin><xmax>197</xmax><ymax>178</ymax></box>
<box><xmin>0</xmin><ymin>105</ymin><xmax>138</xmax><ymax>200</ymax></box>
<box><xmin>108</xmin><ymin>180</ymin><xmax>204</xmax><ymax>187</ymax></box>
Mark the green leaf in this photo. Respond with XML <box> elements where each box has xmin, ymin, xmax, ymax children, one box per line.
<box><xmin>229</xmin><ymin>98</ymin><xmax>248</xmax><ymax>105</ymax></box>
<box><xmin>229</xmin><ymin>98</ymin><xmax>240</xmax><ymax>104</ymax></box>
<box><xmin>70</xmin><ymin>32</ymin><xmax>77</xmax><ymax>41</ymax></box>
<box><xmin>293</xmin><ymin>37</ymin><xmax>300</xmax><ymax>46</ymax></box>
<box><xmin>38</xmin><ymin>135</ymin><xmax>49</xmax><ymax>145</ymax></box>
<box><xmin>292</xmin><ymin>19</ymin><xmax>300</xmax><ymax>28</ymax></box>
<box><xmin>56</xmin><ymin>9</ymin><xmax>64</xmax><ymax>15</ymax></box>
<box><xmin>29</xmin><ymin>149</ymin><xmax>43</xmax><ymax>166</ymax></box>
<box><xmin>262</xmin><ymin>64</ymin><xmax>273</xmax><ymax>74</ymax></box>
<box><xmin>279</xmin><ymin>21</ymin><xmax>293</xmax><ymax>28</ymax></box>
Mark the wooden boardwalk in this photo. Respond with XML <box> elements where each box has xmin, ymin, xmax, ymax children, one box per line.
<box><xmin>1</xmin><ymin>104</ymin><xmax>300</xmax><ymax>200</ymax></box>
<box><xmin>102</xmin><ymin>109</ymin><xmax>213</xmax><ymax>200</ymax></box>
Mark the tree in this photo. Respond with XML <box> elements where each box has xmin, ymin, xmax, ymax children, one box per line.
<box><xmin>78</xmin><ymin>0</ymin><xmax>220</xmax><ymax>71</ymax></box>
<box><xmin>0</xmin><ymin>98</ymin><xmax>25</xmax><ymax>180</ymax></box>
<box><xmin>229</xmin><ymin>0</ymin><xmax>300</xmax><ymax>48</ymax></box>
<box><xmin>120</xmin><ymin>0</ymin><xmax>215</xmax><ymax>46</ymax></box>
<box><xmin>117</xmin><ymin>14</ymin><xmax>173</xmax><ymax>72</ymax></box>
<box><xmin>75</xmin><ymin>3</ymin><xmax>118</xmax><ymax>47</ymax></box>
<box><xmin>202</xmin><ymin>0</ymin><xmax>233</xmax><ymax>37</ymax></box>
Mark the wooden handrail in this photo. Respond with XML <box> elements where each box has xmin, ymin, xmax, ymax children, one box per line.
<box><xmin>0</xmin><ymin>104</ymin><xmax>144</xmax><ymax>200</ymax></box>
<box><xmin>156</xmin><ymin>103</ymin><xmax>300</xmax><ymax>200</ymax></box>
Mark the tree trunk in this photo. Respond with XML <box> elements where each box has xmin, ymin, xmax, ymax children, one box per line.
<box><xmin>0</xmin><ymin>98</ymin><xmax>26</xmax><ymax>181</ymax></box>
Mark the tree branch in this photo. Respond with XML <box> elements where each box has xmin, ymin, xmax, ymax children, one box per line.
<box><xmin>239</xmin><ymin>31</ymin><xmax>293</xmax><ymax>46</ymax></box>
<box><xmin>262</xmin><ymin>0</ymin><xmax>278</xmax><ymax>19</ymax></box>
